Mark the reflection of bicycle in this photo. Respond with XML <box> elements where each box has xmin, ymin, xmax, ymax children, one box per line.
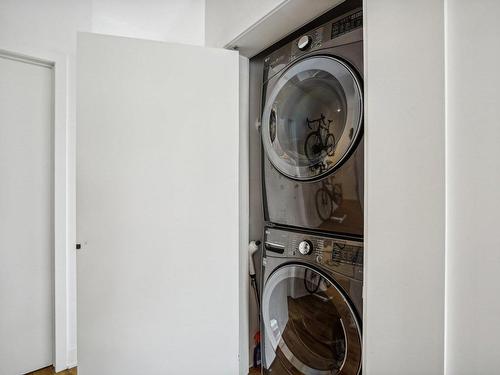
<box><xmin>304</xmin><ymin>114</ymin><xmax>336</xmax><ymax>161</ymax></box>
<box><xmin>304</xmin><ymin>268</ymin><xmax>321</xmax><ymax>294</ymax></box>
<box><xmin>315</xmin><ymin>179</ymin><xmax>347</xmax><ymax>223</ymax></box>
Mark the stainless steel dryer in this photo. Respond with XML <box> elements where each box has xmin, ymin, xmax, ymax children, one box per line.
<box><xmin>261</xmin><ymin>9</ymin><xmax>364</xmax><ymax>237</ymax></box>
<box><xmin>261</xmin><ymin>226</ymin><xmax>363</xmax><ymax>374</ymax></box>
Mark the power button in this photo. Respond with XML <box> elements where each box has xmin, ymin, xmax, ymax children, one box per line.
<box><xmin>298</xmin><ymin>240</ymin><xmax>313</xmax><ymax>255</ymax></box>
<box><xmin>297</xmin><ymin>35</ymin><xmax>312</xmax><ymax>51</ymax></box>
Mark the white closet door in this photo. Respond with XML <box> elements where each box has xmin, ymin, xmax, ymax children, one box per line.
<box><xmin>0</xmin><ymin>55</ymin><xmax>54</xmax><ymax>374</ymax></box>
<box><xmin>77</xmin><ymin>33</ymin><xmax>240</xmax><ymax>375</ymax></box>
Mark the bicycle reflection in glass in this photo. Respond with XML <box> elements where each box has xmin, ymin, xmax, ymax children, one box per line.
<box><xmin>304</xmin><ymin>114</ymin><xmax>336</xmax><ymax>161</ymax></box>
<box><xmin>316</xmin><ymin>179</ymin><xmax>347</xmax><ymax>223</ymax></box>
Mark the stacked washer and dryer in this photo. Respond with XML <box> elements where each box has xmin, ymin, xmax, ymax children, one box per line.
<box><xmin>258</xmin><ymin>6</ymin><xmax>364</xmax><ymax>375</ymax></box>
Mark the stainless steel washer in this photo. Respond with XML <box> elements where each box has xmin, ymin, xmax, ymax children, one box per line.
<box><xmin>261</xmin><ymin>226</ymin><xmax>363</xmax><ymax>374</ymax></box>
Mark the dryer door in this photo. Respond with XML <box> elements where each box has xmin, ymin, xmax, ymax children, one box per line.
<box><xmin>262</xmin><ymin>56</ymin><xmax>363</xmax><ymax>180</ymax></box>
<box><xmin>262</xmin><ymin>264</ymin><xmax>362</xmax><ymax>375</ymax></box>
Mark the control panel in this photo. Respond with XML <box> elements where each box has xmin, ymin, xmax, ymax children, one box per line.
<box><xmin>264</xmin><ymin>227</ymin><xmax>363</xmax><ymax>280</ymax></box>
<box><xmin>331</xmin><ymin>10</ymin><xmax>363</xmax><ymax>39</ymax></box>
<box><xmin>290</xmin><ymin>27</ymin><xmax>325</xmax><ymax>58</ymax></box>
<box><xmin>262</xmin><ymin>8</ymin><xmax>363</xmax><ymax>83</ymax></box>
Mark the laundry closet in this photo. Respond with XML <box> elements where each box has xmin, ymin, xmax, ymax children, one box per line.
<box><xmin>246</xmin><ymin>1</ymin><xmax>364</xmax><ymax>373</ymax></box>
<box><xmin>226</xmin><ymin>0</ymin><xmax>446</xmax><ymax>373</ymax></box>
<box><xmin>74</xmin><ymin>0</ymin><xmax>446</xmax><ymax>374</ymax></box>
<box><xmin>3</xmin><ymin>0</ymin><xmax>498</xmax><ymax>373</ymax></box>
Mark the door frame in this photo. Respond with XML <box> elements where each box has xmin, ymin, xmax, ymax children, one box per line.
<box><xmin>0</xmin><ymin>47</ymin><xmax>69</xmax><ymax>372</ymax></box>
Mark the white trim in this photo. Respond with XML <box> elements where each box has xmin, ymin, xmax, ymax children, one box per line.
<box><xmin>238</xmin><ymin>55</ymin><xmax>250</xmax><ymax>375</ymax></box>
<box><xmin>443</xmin><ymin>1</ymin><xmax>449</xmax><ymax>374</ymax></box>
<box><xmin>361</xmin><ymin>2</ymin><xmax>368</xmax><ymax>373</ymax></box>
<box><xmin>0</xmin><ymin>46</ymin><xmax>69</xmax><ymax>372</ymax></box>
<box><xmin>0</xmin><ymin>50</ymin><xmax>53</xmax><ymax>68</ymax></box>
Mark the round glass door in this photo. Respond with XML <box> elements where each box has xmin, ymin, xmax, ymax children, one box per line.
<box><xmin>262</xmin><ymin>56</ymin><xmax>363</xmax><ymax>180</ymax></box>
<box><xmin>262</xmin><ymin>264</ymin><xmax>361</xmax><ymax>375</ymax></box>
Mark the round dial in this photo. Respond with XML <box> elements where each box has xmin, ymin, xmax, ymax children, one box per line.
<box><xmin>297</xmin><ymin>35</ymin><xmax>312</xmax><ymax>51</ymax></box>
<box><xmin>298</xmin><ymin>240</ymin><xmax>313</xmax><ymax>255</ymax></box>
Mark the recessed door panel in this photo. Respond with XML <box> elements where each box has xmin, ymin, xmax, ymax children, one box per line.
<box><xmin>0</xmin><ymin>54</ymin><xmax>54</xmax><ymax>374</ymax></box>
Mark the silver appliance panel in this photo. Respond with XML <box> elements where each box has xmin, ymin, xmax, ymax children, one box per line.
<box><xmin>263</xmin><ymin>9</ymin><xmax>363</xmax><ymax>83</ymax></box>
<box><xmin>263</xmin><ymin>227</ymin><xmax>363</xmax><ymax>282</ymax></box>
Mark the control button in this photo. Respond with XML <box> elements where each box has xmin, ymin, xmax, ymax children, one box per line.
<box><xmin>297</xmin><ymin>35</ymin><xmax>312</xmax><ymax>51</ymax></box>
<box><xmin>316</xmin><ymin>254</ymin><xmax>323</xmax><ymax>264</ymax></box>
<box><xmin>298</xmin><ymin>240</ymin><xmax>313</xmax><ymax>255</ymax></box>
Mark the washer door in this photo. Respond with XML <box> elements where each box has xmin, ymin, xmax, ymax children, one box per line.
<box><xmin>262</xmin><ymin>264</ymin><xmax>361</xmax><ymax>375</ymax></box>
<box><xmin>262</xmin><ymin>56</ymin><xmax>363</xmax><ymax>180</ymax></box>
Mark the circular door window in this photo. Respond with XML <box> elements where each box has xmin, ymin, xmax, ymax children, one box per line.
<box><xmin>262</xmin><ymin>264</ymin><xmax>361</xmax><ymax>375</ymax></box>
<box><xmin>262</xmin><ymin>56</ymin><xmax>363</xmax><ymax>180</ymax></box>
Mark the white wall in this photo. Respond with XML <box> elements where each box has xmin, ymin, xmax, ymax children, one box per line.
<box><xmin>0</xmin><ymin>1</ymin><xmax>91</xmax><ymax>368</ymax></box>
<box><xmin>90</xmin><ymin>0</ymin><xmax>204</xmax><ymax>45</ymax></box>
<box><xmin>445</xmin><ymin>1</ymin><xmax>500</xmax><ymax>374</ymax></box>
<box><xmin>364</xmin><ymin>0</ymin><xmax>445</xmax><ymax>373</ymax></box>
<box><xmin>0</xmin><ymin>0</ymin><xmax>205</xmax><ymax>369</ymax></box>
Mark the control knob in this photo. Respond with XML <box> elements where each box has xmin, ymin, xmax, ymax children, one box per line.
<box><xmin>297</xmin><ymin>35</ymin><xmax>312</xmax><ymax>51</ymax></box>
<box><xmin>298</xmin><ymin>240</ymin><xmax>313</xmax><ymax>255</ymax></box>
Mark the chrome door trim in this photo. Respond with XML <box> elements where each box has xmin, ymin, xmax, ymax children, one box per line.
<box><xmin>262</xmin><ymin>263</ymin><xmax>362</xmax><ymax>375</ymax></box>
<box><xmin>262</xmin><ymin>55</ymin><xmax>363</xmax><ymax>181</ymax></box>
